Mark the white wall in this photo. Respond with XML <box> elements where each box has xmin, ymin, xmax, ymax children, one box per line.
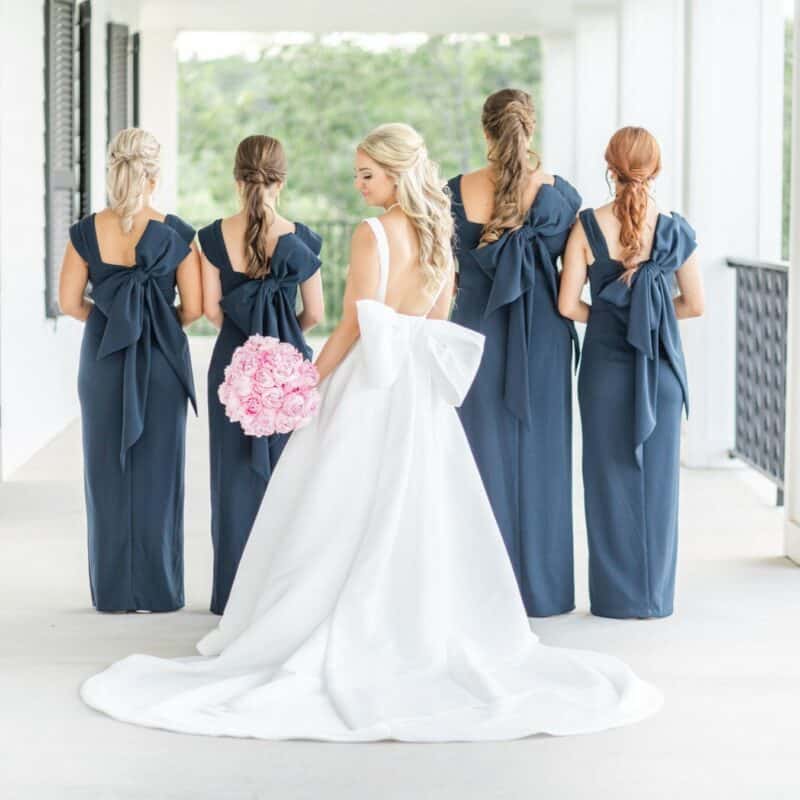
<box><xmin>784</xmin><ymin>0</ymin><xmax>800</xmax><ymax>564</ymax></box>
<box><xmin>573</xmin><ymin>6</ymin><xmax>619</xmax><ymax>207</ymax></box>
<box><xmin>0</xmin><ymin>1</ymin><xmax>84</xmax><ymax>480</ymax></box>
<box><xmin>541</xmin><ymin>34</ymin><xmax>576</xmax><ymax>182</ymax></box>
<box><xmin>617</xmin><ymin>0</ymin><xmax>685</xmax><ymax>213</ymax></box>
<box><xmin>0</xmin><ymin>0</ymin><xmax>141</xmax><ymax>480</ymax></box>
<box><xmin>681</xmin><ymin>0</ymin><xmax>785</xmax><ymax>468</ymax></box>
<box><xmin>139</xmin><ymin>28</ymin><xmax>179</xmax><ymax>213</ymax></box>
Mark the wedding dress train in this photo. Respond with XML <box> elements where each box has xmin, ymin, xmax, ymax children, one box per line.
<box><xmin>80</xmin><ymin>217</ymin><xmax>662</xmax><ymax>741</ymax></box>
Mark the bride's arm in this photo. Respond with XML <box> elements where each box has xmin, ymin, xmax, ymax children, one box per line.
<box><xmin>314</xmin><ymin>222</ymin><xmax>379</xmax><ymax>383</ymax></box>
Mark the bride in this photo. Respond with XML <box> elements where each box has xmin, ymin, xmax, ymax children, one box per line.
<box><xmin>80</xmin><ymin>123</ymin><xmax>662</xmax><ymax>742</ymax></box>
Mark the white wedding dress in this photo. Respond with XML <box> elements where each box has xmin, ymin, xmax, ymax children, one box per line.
<box><xmin>81</xmin><ymin>218</ymin><xmax>662</xmax><ymax>741</ymax></box>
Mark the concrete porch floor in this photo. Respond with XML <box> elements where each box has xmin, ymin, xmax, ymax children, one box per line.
<box><xmin>1</xmin><ymin>337</ymin><xmax>798</xmax><ymax>799</ymax></box>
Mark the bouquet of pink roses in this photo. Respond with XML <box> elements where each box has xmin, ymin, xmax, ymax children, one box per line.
<box><xmin>218</xmin><ymin>335</ymin><xmax>320</xmax><ymax>437</ymax></box>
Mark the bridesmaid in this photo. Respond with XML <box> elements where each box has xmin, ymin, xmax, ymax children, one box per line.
<box><xmin>58</xmin><ymin>128</ymin><xmax>202</xmax><ymax>612</ymax></box>
<box><xmin>559</xmin><ymin>126</ymin><xmax>704</xmax><ymax>619</ymax></box>
<box><xmin>200</xmin><ymin>135</ymin><xmax>324</xmax><ymax>615</ymax></box>
<box><xmin>448</xmin><ymin>89</ymin><xmax>582</xmax><ymax>617</ymax></box>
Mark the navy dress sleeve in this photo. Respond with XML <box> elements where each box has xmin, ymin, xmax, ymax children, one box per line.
<box><xmin>69</xmin><ymin>216</ymin><xmax>93</xmax><ymax>262</ymax></box>
<box><xmin>294</xmin><ymin>222</ymin><xmax>322</xmax><ymax>256</ymax></box>
<box><xmin>164</xmin><ymin>214</ymin><xmax>196</xmax><ymax>246</ymax></box>
<box><xmin>198</xmin><ymin>221</ymin><xmax>226</xmax><ymax>270</ymax></box>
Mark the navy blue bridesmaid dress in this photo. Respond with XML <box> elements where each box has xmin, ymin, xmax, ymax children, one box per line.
<box><xmin>69</xmin><ymin>214</ymin><xmax>197</xmax><ymax>612</ymax></box>
<box><xmin>198</xmin><ymin>220</ymin><xmax>322</xmax><ymax>615</ymax></box>
<box><xmin>578</xmin><ymin>208</ymin><xmax>695</xmax><ymax>618</ymax></box>
<box><xmin>448</xmin><ymin>175</ymin><xmax>581</xmax><ymax>617</ymax></box>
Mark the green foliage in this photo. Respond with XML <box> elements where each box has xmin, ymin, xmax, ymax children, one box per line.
<box><xmin>178</xmin><ymin>34</ymin><xmax>541</xmax><ymax>332</ymax></box>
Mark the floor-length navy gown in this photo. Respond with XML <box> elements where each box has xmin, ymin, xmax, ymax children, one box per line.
<box><xmin>578</xmin><ymin>209</ymin><xmax>695</xmax><ymax>618</ymax></box>
<box><xmin>198</xmin><ymin>221</ymin><xmax>322</xmax><ymax>615</ymax></box>
<box><xmin>448</xmin><ymin>175</ymin><xmax>581</xmax><ymax>617</ymax></box>
<box><xmin>70</xmin><ymin>214</ymin><xmax>197</xmax><ymax>612</ymax></box>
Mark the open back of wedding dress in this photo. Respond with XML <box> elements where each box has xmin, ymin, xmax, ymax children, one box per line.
<box><xmin>80</xmin><ymin>217</ymin><xmax>662</xmax><ymax>741</ymax></box>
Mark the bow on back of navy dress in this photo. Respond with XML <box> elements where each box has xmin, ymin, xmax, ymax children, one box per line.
<box><xmin>578</xmin><ymin>208</ymin><xmax>696</xmax><ymax>619</ymax></box>
<box><xmin>198</xmin><ymin>220</ymin><xmax>322</xmax><ymax>615</ymax></box>
<box><xmin>448</xmin><ymin>174</ymin><xmax>581</xmax><ymax>618</ymax></box>
<box><xmin>69</xmin><ymin>213</ymin><xmax>197</xmax><ymax>612</ymax></box>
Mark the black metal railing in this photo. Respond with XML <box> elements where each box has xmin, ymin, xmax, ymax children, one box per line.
<box><xmin>311</xmin><ymin>219</ymin><xmax>356</xmax><ymax>333</ymax></box>
<box><xmin>726</xmin><ymin>257</ymin><xmax>789</xmax><ymax>505</ymax></box>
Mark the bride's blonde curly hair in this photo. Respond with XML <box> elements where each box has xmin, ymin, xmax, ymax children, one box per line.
<box><xmin>106</xmin><ymin>128</ymin><xmax>161</xmax><ymax>233</ymax></box>
<box><xmin>358</xmin><ymin>123</ymin><xmax>454</xmax><ymax>295</ymax></box>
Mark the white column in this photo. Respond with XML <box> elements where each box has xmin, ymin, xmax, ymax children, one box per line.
<box><xmin>139</xmin><ymin>28</ymin><xmax>179</xmax><ymax>213</ymax></box>
<box><xmin>784</xmin><ymin>0</ymin><xmax>800</xmax><ymax>565</ymax></box>
<box><xmin>681</xmin><ymin>0</ymin><xmax>784</xmax><ymax>468</ymax></box>
<box><xmin>573</xmin><ymin>7</ymin><xmax>619</xmax><ymax>207</ymax></box>
<box><xmin>617</xmin><ymin>0</ymin><xmax>685</xmax><ymax>212</ymax></box>
<box><xmin>89</xmin><ymin>0</ymin><xmax>109</xmax><ymax>211</ymax></box>
<box><xmin>757</xmin><ymin>0</ymin><xmax>786</xmax><ymax>262</ymax></box>
<box><xmin>541</xmin><ymin>34</ymin><xmax>576</xmax><ymax>183</ymax></box>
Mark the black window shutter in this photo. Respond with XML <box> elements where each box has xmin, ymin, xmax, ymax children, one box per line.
<box><xmin>44</xmin><ymin>0</ymin><xmax>78</xmax><ymax>319</ymax></box>
<box><xmin>132</xmin><ymin>32</ymin><xmax>141</xmax><ymax>127</ymax></box>
<box><xmin>106</xmin><ymin>22</ymin><xmax>129</xmax><ymax>143</ymax></box>
<box><xmin>78</xmin><ymin>1</ymin><xmax>91</xmax><ymax>217</ymax></box>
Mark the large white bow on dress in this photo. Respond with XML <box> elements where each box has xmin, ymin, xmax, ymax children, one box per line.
<box><xmin>355</xmin><ymin>299</ymin><xmax>485</xmax><ymax>407</ymax></box>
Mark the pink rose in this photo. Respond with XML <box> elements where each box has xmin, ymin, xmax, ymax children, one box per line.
<box><xmin>304</xmin><ymin>391</ymin><xmax>320</xmax><ymax>417</ymax></box>
<box><xmin>298</xmin><ymin>361</ymin><xmax>319</xmax><ymax>389</ymax></box>
<box><xmin>224</xmin><ymin>393</ymin><xmax>243</xmax><ymax>422</ymax></box>
<box><xmin>261</xmin><ymin>386</ymin><xmax>284</xmax><ymax>410</ymax></box>
<box><xmin>249</xmin><ymin>409</ymin><xmax>276</xmax><ymax>437</ymax></box>
<box><xmin>244</xmin><ymin>395</ymin><xmax>263</xmax><ymax>417</ymax></box>
<box><xmin>274</xmin><ymin>412</ymin><xmax>294</xmax><ymax>434</ymax></box>
<box><xmin>271</xmin><ymin>361</ymin><xmax>295</xmax><ymax>386</ymax></box>
<box><xmin>281</xmin><ymin>392</ymin><xmax>307</xmax><ymax>421</ymax></box>
<box><xmin>236</xmin><ymin>351</ymin><xmax>258</xmax><ymax>376</ymax></box>
<box><xmin>277</xmin><ymin>342</ymin><xmax>301</xmax><ymax>360</ymax></box>
<box><xmin>232</xmin><ymin>372</ymin><xmax>253</xmax><ymax>398</ymax></box>
<box><xmin>253</xmin><ymin>367</ymin><xmax>275</xmax><ymax>390</ymax></box>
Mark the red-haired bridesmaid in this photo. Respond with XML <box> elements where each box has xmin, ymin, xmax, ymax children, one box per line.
<box><xmin>559</xmin><ymin>126</ymin><xmax>704</xmax><ymax>619</ymax></box>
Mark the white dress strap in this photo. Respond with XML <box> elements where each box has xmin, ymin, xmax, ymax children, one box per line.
<box><xmin>363</xmin><ymin>217</ymin><xmax>389</xmax><ymax>303</ymax></box>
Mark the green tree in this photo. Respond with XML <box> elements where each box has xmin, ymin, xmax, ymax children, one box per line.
<box><xmin>178</xmin><ymin>34</ymin><xmax>542</xmax><ymax>332</ymax></box>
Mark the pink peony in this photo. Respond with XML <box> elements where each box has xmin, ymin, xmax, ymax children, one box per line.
<box><xmin>217</xmin><ymin>334</ymin><xmax>320</xmax><ymax>438</ymax></box>
<box><xmin>274</xmin><ymin>412</ymin><xmax>295</xmax><ymax>434</ymax></box>
<box><xmin>281</xmin><ymin>392</ymin><xmax>307</xmax><ymax>420</ymax></box>
<box><xmin>261</xmin><ymin>385</ymin><xmax>284</xmax><ymax>410</ymax></box>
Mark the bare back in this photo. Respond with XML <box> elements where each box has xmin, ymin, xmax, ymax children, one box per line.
<box><xmin>459</xmin><ymin>166</ymin><xmax>555</xmax><ymax>225</ymax></box>
<box><xmin>372</xmin><ymin>212</ymin><xmax>443</xmax><ymax>317</ymax></box>
<box><xmin>588</xmin><ymin>201</ymin><xmax>661</xmax><ymax>266</ymax></box>
<box><xmin>219</xmin><ymin>211</ymin><xmax>297</xmax><ymax>273</ymax></box>
<box><xmin>93</xmin><ymin>207</ymin><xmax>166</xmax><ymax>266</ymax></box>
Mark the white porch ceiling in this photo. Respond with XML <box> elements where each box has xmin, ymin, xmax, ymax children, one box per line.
<box><xmin>141</xmin><ymin>0</ymin><xmax>619</xmax><ymax>35</ymax></box>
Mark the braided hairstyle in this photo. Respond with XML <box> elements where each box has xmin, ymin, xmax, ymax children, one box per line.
<box><xmin>479</xmin><ymin>88</ymin><xmax>540</xmax><ymax>247</ymax></box>
<box><xmin>604</xmin><ymin>126</ymin><xmax>661</xmax><ymax>282</ymax></box>
<box><xmin>233</xmin><ymin>135</ymin><xmax>288</xmax><ymax>279</ymax></box>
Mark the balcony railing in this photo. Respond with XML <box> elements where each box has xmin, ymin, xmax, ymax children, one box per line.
<box><xmin>726</xmin><ymin>257</ymin><xmax>789</xmax><ymax>505</ymax></box>
<box><xmin>310</xmin><ymin>220</ymin><xmax>357</xmax><ymax>333</ymax></box>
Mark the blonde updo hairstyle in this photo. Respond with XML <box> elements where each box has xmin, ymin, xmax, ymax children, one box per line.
<box><xmin>106</xmin><ymin>128</ymin><xmax>161</xmax><ymax>234</ymax></box>
<box><xmin>480</xmin><ymin>88</ymin><xmax>540</xmax><ymax>247</ymax></box>
<box><xmin>605</xmin><ymin>126</ymin><xmax>662</xmax><ymax>282</ymax></box>
<box><xmin>233</xmin><ymin>134</ymin><xmax>288</xmax><ymax>279</ymax></box>
<box><xmin>357</xmin><ymin>123</ymin><xmax>453</xmax><ymax>294</ymax></box>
